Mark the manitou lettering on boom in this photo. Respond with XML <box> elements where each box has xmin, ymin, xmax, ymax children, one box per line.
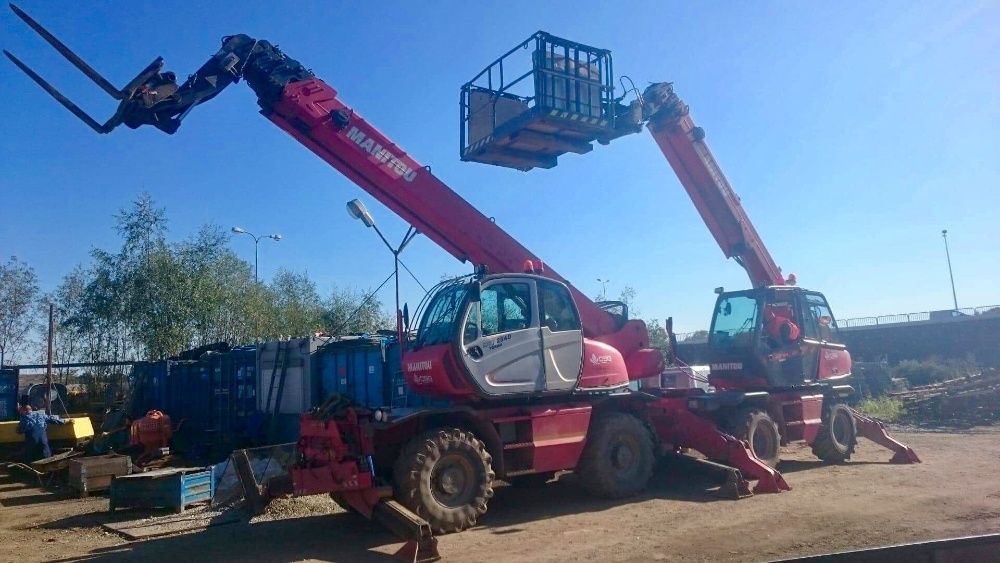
<box><xmin>346</xmin><ymin>126</ymin><xmax>418</xmax><ymax>182</ymax></box>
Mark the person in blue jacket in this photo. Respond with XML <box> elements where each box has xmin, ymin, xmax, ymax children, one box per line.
<box><xmin>16</xmin><ymin>403</ymin><xmax>68</xmax><ymax>462</ymax></box>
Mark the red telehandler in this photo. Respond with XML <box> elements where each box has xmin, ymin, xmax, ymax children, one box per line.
<box><xmin>6</xmin><ymin>12</ymin><xmax>914</xmax><ymax>561</ymax></box>
<box><xmin>459</xmin><ymin>35</ymin><xmax>921</xmax><ymax>469</ymax></box>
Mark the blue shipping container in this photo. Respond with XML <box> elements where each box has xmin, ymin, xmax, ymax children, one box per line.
<box><xmin>316</xmin><ymin>337</ymin><xmax>449</xmax><ymax>410</ymax></box>
<box><xmin>0</xmin><ymin>369</ymin><xmax>18</xmax><ymax>422</ymax></box>
<box><xmin>317</xmin><ymin>337</ymin><xmax>391</xmax><ymax>409</ymax></box>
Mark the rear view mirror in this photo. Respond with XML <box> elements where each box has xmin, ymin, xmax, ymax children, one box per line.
<box><xmin>402</xmin><ymin>303</ymin><xmax>410</xmax><ymax>332</ymax></box>
<box><xmin>720</xmin><ymin>300</ymin><xmax>732</xmax><ymax>316</ymax></box>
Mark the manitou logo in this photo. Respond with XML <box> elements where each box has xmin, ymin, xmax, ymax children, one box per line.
<box><xmin>711</xmin><ymin>362</ymin><xmax>743</xmax><ymax>371</ymax></box>
<box><xmin>589</xmin><ymin>353</ymin><xmax>613</xmax><ymax>365</ymax></box>
<box><xmin>407</xmin><ymin>360</ymin><xmax>433</xmax><ymax>372</ymax></box>
<box><xmin>345</xmin><ymin>126</ymin><xmax>418</xmax><ymax>182</ymax></box>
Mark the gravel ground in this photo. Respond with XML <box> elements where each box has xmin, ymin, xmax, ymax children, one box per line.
<box><xmin>1</xmin><ymin>427</ymin><xmax>999</xmax><ymax>562</ymax></box>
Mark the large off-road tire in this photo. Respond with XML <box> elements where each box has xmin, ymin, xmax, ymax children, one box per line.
<box><xmin>577</xmin><ymin>412</ymin><xmax>655</xmax><ymax>499</ymax></box>
<box><xmin>393</xmin><ymin>428</ymin><xmax>495</xmax><ymax>534</ymax></box>
<box><xmin>811</xmin><ymin>402</ymin><xmax>857</xmax><ymax>463</ymax></box>
<box><xmin>727</xmin><ymin>408</ymin><xmax>782</xmax><ymax>467</ymax></box>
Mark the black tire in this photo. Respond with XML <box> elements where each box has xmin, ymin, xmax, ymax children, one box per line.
<box><xmin>577</xmin><ymin>412</ymin><xmax>655</xmax><ymax>499</ymax></box>
<box><xmin>508</xmin><ymin>472</ymin><xmax>555</xmax><ymax>488</ymax></box>
<box><xmin>393</xmin><ymin>428</ymin><xmax>494</xmax><ymax>534</ymax></box>
<box><xmin>727</xmin><ymin>408</ymin><xmax>782</xmax><ymax>467</ymax></box>
<box><xmin>812</xmin><ymin>402</ymin><xmax>857</xmax><ymax>463</ymax></box>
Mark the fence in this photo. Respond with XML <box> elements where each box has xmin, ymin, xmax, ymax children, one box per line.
<box><xmin>839</xmin><ymin>305</ymin><xmax>1000</xmax><ymax>329</ymax></box>
<box><xmin>674</xmin><ymin>305</ymin><xmax>1000</xmax><ymax>336</ymax></box>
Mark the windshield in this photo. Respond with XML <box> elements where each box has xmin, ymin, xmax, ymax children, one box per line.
<box><xmin>414</xmin><ymin>282</ymin><xmax>471</xmax><ymax>348</ymax></box>
<box><xmin>709</xmin><ymin>294</ymin><xmax>759</xmax><ymax>350</ymax></box>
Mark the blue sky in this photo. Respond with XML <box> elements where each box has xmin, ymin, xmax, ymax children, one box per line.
<box><xmin>1</xmin><ymin>1</ymin><xmax>997</xmax><ymax>333</ymax></box>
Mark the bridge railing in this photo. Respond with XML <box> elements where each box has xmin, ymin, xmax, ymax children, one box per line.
<box><xmin>840</xmin><ymin>305</ymin><xmax>1000</xmax><ymax>328</ymax></box>
<box><xmin>674</xmin><ymin>305</ymin><xmax>1000</xmax><ymax>337</ymax></box>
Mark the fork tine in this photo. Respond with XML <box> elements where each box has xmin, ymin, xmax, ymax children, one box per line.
<box><xmin>4</xmin><ymin>50</ymin><xmax>113</xmax><ymax>133</ymax></box>
<box><xmin>9</xmin><ymin>3</ymin><xmax>125</xmax><ymax>100</ymax></box>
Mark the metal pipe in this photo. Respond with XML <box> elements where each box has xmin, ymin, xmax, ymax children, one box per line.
<box><xmin>45</xmin><ymin>303</ymin><xmax>54</xmax><ymax>415</ymax></box>
<box><xmin>942</xmin><ymin>229</ymin><xmax>958</xmax><ymax>309</ymax></box>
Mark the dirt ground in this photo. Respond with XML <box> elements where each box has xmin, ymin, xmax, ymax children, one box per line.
<box><xmin>2</xmin><ymin>427</ymin><xmax>999</xmax><ymax>562</ymax></box>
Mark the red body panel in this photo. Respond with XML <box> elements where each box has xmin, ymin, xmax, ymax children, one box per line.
<box><xmin>579</xmin><ymin>340</ymin><xmax>628</xmax><ymax>389</ymax></box>
<box><xmin>402</xmin><ymin>343</ymin><xmax>476</xmax><ymax>399</ymax></box>
<box><xmin>817</xmin><ymin>347</ymin><xmax>852</xmax><ymax>380</ymax></box>
<box><xmin>773</xmin><ymin>392</ymin><xmax>824</xmax><ymax>444</ymax></box>
<box><xmin>522</xmin><ymin>405</ymin><xmax>593</xmax><ymax>473</ymax></box>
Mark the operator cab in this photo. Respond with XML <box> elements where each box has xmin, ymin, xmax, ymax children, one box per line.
<box><xmin>403</xmin><ymin>274</ymin><xmax>631</xmax><ymax>400</ymax></box>
<box><xmin>707</xmin><ymin>287</ymin><xmax>852</xmax><ymax>390</ymax></box>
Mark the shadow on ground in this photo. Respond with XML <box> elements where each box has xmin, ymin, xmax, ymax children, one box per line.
<box><xmin>42</xmin><ymin>458</ymin><xmax>742</xmax><ymax>562</ymax></box>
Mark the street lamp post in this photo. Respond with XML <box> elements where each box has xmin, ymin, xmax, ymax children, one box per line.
<box><xmin>941</xmin><ymin>229</ymin><xmax>958</xmax><ymax>310</ymax></box>
<box><xmin>347</xmin><ymin>199</ymin><xmax>418</xmax><ymax>343</ymax></box>
<box><xmin>232</xmin><ymin>226</ymin><xmax>282</xmax><ymax>281</ymax></box>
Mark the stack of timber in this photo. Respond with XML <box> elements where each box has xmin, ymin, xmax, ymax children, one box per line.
<box><xmin>893</xmin><ymin>368</ymin><xmax>1000</xmax><ymax>426</ymax></box>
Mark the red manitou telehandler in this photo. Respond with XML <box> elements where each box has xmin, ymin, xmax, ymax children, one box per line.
<box><xmin>459</xmin><ymin>34</ymin><xmax>921</xmax><ymax>469</ymax></box>
<box><xmin>6</xmin><ymin>12</ymin><xmax>915</xmax><ymax>561</ymax></box>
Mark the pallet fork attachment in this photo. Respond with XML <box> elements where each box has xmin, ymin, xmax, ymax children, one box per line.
<box><xmin>5</xmin><ymin>4</ymin><xmax>262</xmax><ymax>134</ymax></box>
<box><xmin>4</xmin><ymin>4</ymin><xmax>170</xmax><ymax>133</ymax></box>
<box><xmin>849</xmin><ymin>407</ymin><xmax>921</xmax><ymax>464</ymax></box>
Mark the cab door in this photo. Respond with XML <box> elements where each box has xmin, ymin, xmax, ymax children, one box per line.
<box><xmin>459</xmin><ymin>278</ymin><xmax>544</xmax><ymax>395</ymax></box>
<box><xmin>797</xmin><ymin>292</ymin><xmax>851</xmax><ymax>381</ymax></box>
<box><xmin>537</xmin><ymin>279</ymin><xmax>584</xmax><ymax>392</ymax></box>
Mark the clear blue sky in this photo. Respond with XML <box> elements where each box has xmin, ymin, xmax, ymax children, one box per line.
<box><xmin>1</xmin><ymin>1</ymin><xmax>997</xmax><ymax>333</ymax></box>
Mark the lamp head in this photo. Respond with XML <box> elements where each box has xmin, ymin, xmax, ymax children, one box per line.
<box><xmin>347</xmin><ymin>199</ymin><xmax>375</xmax><ymax>228</ymax></box>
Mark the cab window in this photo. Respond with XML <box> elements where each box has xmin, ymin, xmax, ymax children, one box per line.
<box><xmin>480</xmin><ymin>282</ymin><xmax>532</xmax><ymax>336</ymax></box>
<box><xmin>801</xmin><ymin>293</ymin><xmax>841</xmax><ymax>343</ymax></box>
<box><xmin>539</xmin><ymin>280</ymin><xmax>580</xmax><ymax>332</ymax></box>
<box><xmin>463</xmin><ymin>303</ymin><xmax>480</xmax><ymax>344</ymax></box>
<box><xmin>710</xmin><ymin>294</ymin><xmax>759</xmax><ymax>350</ymax></box>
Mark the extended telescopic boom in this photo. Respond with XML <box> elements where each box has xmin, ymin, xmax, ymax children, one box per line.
<box><xmin>641</xmin><ymin>83</ymin><xmax>786</xmax><ymax>288</ymax></box>
<box><xmin>5</xmin><ymin>5</ymin><xmax>658</xmax><ymax>375</ymax></box>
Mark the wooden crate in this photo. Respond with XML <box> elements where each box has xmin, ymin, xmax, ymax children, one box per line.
<box><xmin>68</xmin><ymin>454</ymin><xmax>132</xmax><ymax>497</ymax></box>
<box><xmin>109</xmin><ymin>467</ymin><xmax>214</xmax><ymax>514</ymax></box>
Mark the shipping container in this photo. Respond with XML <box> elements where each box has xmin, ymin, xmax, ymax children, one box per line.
<box><xmin>316</xmin><ymin>336</ymin><xmax>449</xmax><ymax>411</ymax></box>
<box><xmin>317</xmin><ymin>336</ymin><xmax>391</xmax><ymax>409</ymax></box>
<box><xmin>257</xmin><ymin>337</ymin><xmax>330</xmax><ymax>415</ymax></box>
<box><xmin>0</xmin><ymin>368</ymin><xmax>18</xmax><ymax>422</ymax></box>
<box><xmin>128</xmin><ymin>346</ymin><xmax>261</xmax><ymax>462</ymax></box>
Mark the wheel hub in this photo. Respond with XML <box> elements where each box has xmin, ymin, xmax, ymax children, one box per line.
<box><xmin>438</xmin><ymin>466</ymin><xmax>465</xmax><ymax>495</ymax></box>
<box><xmin>431</xmin><ymin>453</ymin><xmax>475</xmax><ymax>507</ymax></box>
<box><xmin>612</xmin><ymin>441</ymin><xmax>635</xmax><ymax>470</ymax></box>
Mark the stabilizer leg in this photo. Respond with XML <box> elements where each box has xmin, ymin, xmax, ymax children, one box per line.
<box><xmin>849</xmin><ymin>407</ymin><xmax>921</xmax><ymax>464</ymax></box>
<box><xmin>672</xmin><ymin>409</ymin><xmax>791</xmax><ymax>495</ymax></box>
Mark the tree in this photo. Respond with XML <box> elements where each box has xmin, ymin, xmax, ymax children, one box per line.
<box><xmin>322</xmin><ymin>285</ymin><xmax>391</xmax><ymax>336</ymax></box>
<box><xmin>0</xmin><ymin>256</ymin><xmax>40</xmax><ymax>366</ymax></box>
<box><xmin>268</xmin><ymin>269</ymin><xmax>325</xmax><ymax>337</ymax></box>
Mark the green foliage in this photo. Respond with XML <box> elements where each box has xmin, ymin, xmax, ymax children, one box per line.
<box><xmin>891</xmin><ymin>358</ymin><xmax>977</xmax><ymax>387</ymax></box>
<box><xmin>0</xmin><ymin>256</ymin><xmax>40</xmax><ymax>365</ymax></box>
<box><xmin>857</xmin><ymin>396</ymin><xmax>904</xmax><ymax>422</ymax></box>
<box><xmin>646</xmin><ymin>318</ymin><xmax>671</xmax><ymax>360</ymax></box>
<box><xmin>34</xmin><ymin>194</ymin><xmax>390</xmax><ymax>397</ymax></box>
